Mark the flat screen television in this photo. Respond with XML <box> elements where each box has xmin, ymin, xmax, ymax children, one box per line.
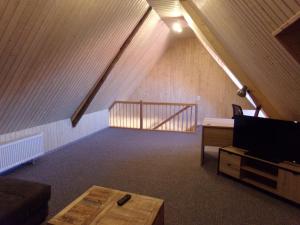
<box><xmin>233</xmin><ymin>116</ymin><xmax>300</xmax><ymax>163</ymax></box>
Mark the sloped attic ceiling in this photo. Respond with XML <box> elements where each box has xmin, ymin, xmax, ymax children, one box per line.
<box><xmin>193</xmin><ymin>0</ymin><xmax>300</xmax><ymax>120</ymax></box>
<box><xmin>148</xmin><ymin>0</ymin><xmax>300</xmax><ymax>120</ymax></box>
<box><xmin>0</xmin><ymin>0</ymin><xmax>170</xmax><ymax>134</ymax></box>
<box><xmin>87</xmin><ymin>12</ymin><xmax>170</xmax><ymax>112</ymax></box>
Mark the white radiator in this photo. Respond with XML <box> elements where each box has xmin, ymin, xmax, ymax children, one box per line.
<box><xmin>0</xmin><ymin>133</ymin><xmax>44</xmax><ymax>173</ymax></box>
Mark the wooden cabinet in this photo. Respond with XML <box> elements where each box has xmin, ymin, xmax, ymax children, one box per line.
<box><xmin>218</xmin><ymin>146</ymin><xmax>300</xmax><ymax>204</ymax></box>
<box><xmin>201</xmin><ymin>118</ymin><xmax>234</xmax><ymax>165</ymax></box>
<box><xmin>278</xmin><ymin>169</ymin><xmax>300</xmax><ymax>203</ymax></box>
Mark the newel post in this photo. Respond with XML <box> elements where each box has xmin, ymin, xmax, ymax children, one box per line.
<box><xmin>140</xmin><ymin>100</ymin><xmax>143</xmax><ymax>129</ymax></box>
<box><xmin>194</xmin><ymin>104</ymin><xmax>198</xmax><ymax>132</ymax></box>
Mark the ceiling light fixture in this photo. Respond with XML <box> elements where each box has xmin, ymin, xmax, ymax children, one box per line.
<box><xmin>172</xmin><ymin>22</ymin><xmax>183</xmax><ymax>33</ymax></box>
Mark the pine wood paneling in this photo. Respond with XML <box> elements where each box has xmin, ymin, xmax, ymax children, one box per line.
<box><xmin>87</xmin><ymin>11</ymin><xmax>170</xmax><ymax>112</ymax></box>
<box><xmin>148</xmin><ymin>0</ymin><xmax>300</xmax><ymax>120</ymax></box>
<box><xmin>0</xmin><ymin>0</ymin><xmax>169</xmax><ymax>134</ymax></box>
<box><xmin>191</xmin><ymin>0</ymin><xmax>300</xmax><ymax>120</ymax></box>
<box><xmin>147</xmin><ymin>0</ymin><xmax>182</xmax><ymax>17</ymax></box>
<box><xmin>71</xmin><ymin>7</ymin><xmax>153</xmax><ymax>127</ymax></box>
<box><xmin>0</xmin><ymin>110</ymin><xmax>108</xmax><ymax>153</ymax></box>
<box><xmin>129</xmin><ymin>38</ymin><xmax>253</xmax><ymax>123</ymax></box>
<box><xmin>180</xmin><ymin>1</ymin><xmax>280</xmax><ymax>118</ymax></box>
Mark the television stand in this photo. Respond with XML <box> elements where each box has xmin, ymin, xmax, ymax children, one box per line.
<box><xmin>244</xmin><ymin>151</ymin><xmax>282</xmax><ymax>163</ymax></box>
<box><xmin>218</xmin><ymin>146</ymin><xmax>300</xmax><ymax>204</ymax></box>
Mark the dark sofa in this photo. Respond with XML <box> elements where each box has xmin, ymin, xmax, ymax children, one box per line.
<box><xmin>0</xmin><ymin>177</ymin><xmax>51</xmax><ymax>225</ymax></box>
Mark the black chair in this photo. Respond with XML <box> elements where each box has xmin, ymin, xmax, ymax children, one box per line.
<box><xmin>232</xmin><ymin>104</ymin><xmax>243</xmax><ymax>118</ymax></box>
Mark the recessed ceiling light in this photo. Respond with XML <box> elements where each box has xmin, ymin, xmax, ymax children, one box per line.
<box><xmin>172</xmin><ymin>22</ymin><xmax>183</xmax><ymax>33</ymax></box>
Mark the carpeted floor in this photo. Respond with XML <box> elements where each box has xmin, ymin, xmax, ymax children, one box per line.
<box><xmin>5</xmin><ymin>128</ymin><xmax>300</xmax><ymax>225</ymax></box>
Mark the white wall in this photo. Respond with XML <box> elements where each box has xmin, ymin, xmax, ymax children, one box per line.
<box><xmin>0</xmin><ymin>110</ymin><xmax>108</xmax><ymax>153</ymax></box>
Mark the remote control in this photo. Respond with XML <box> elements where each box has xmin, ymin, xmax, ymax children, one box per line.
<box><xmin>117</xmin><ymin>194</ymin><xmax>131</xmax><ymax>206</ymax></box>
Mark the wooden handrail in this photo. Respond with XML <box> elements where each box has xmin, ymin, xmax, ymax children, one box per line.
<box><xmin>153</xmin><ymin>105</ymin><xmax>191</xmax><ymax>130</ymax></box>
<box><xmin>142</xmin><ymin>101</ymin><xmax>196</xmax><ymax>106</ymax></box>
<box><xmin>110</xmin><ymin>100</ymin><xmax>196</xmax><ymax>107</ymax></box>
<box><xmin>109</xmin><ymin>101</ymin><xmax>141</xmax><ymax>110</ymax></box>
<box><xmin>109</xmin><ymin>100</ymin><xmax>197</xmax><ymax>132</ymax></box>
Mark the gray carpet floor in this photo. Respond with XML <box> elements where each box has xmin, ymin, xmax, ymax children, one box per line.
<box><xmin>5</xmin><ymin>128</ymin><xmax>300</xmax><ymax>225</ymax></box>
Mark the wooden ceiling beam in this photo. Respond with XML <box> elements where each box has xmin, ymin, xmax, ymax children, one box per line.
<box><xmin>180</xmin><ymin>0</ymin><xmax>282</xmax><ymax>119</ymax></box>
<box><xmin>71</xmin><ymin>7</ymin><xmax>152</xmax><ymax>127</ymax></box>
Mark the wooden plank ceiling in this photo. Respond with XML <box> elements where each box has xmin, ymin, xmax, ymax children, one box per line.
<box><xmin>147</xmin><ymin>0</ymin><xmax>182</xmax><ymax>18</ymax></box>
<box><xmin>87</xmin><ymin>12</ymin><xmax>170</xmax><ymax>113</ymax></box>
<box><xmin>193</xmin><ymin>0</ymin><xmax>300</xmax><ymax>120</ymax></box>
<box><xmin>148</xmin><ymin>0</ymin><xmax>300</xmax><ymax>120</ymax></box>
<box><xmin>129</xmin><ymin>37</ymin><xmax>254</xmax><ymax>122</ymax></box>
<box><xmin>0</xmin><ymin>0</ymin><xmax>170</xmax><ymax>134</ymax></box>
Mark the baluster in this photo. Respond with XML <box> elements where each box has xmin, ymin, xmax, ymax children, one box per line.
<box><xmin>119</xmin><ymin>103</ymin><xmax>121</xmax><ymax>127</ymax></box>
<box><xmin>118</xmin><ymin>103</ymin><xmax>120</xmax><ymax>127</ymax></box>
<box><xmin>173</xmin><ymin>105</ymin><xmax>175</xmax><ymax>131</ymax></box>
<box><xmin>150</xmin><ymin>104</ymin><xmax>152</xmax><ymax>129</ymax></box>
<box><xmin>124</xmin><ymin>103</ymin><xmax>126</xmax><ymax>128</ymax></box>
<box><xmin>185</xmin><ymin>107</ymin><xmax>188</xmax><ymax>131</ymax></box>
<box><xmin>113</xmin><ymin>104</ymin><xmax>115</xmax><ymax>127</ymax></box>
<box><xmin>195</xmin><ymin>104</ymin><xmax>198</xmax><ymax>132</ymax></box>
<box><xmin>134</xmin><ymin>104</ymin><xmax>136</xmax><ymax>128</ymax></box>
<box><xmin>160</xmin><ymin>105</ymin><xmax>164</xmax><ymax>130</ymax></box>
<box><xmin>167</xmin><ymin>105</ymin><xmax>169</xmax><ymax>131</ymax></box>
<box><xmin>132</xmin><ymin>104</ymin><xmax>134</xmax><ymax>128</ymax></box>
<box><xmin>154</xmin><ymin>105</ymin><xmax>156</xmax><ymax>129</ymax></box>
<box><xmin>152</xmin><ymin>104</ymin><xmax>154</xmax><ymax>129</ymax></box>
<box><xmin>181</xmin><ymin>108</ymin><xmax>184</xmax><ymax>132</ymax></box>
<box><xmin>140</xmin><ymin>101</ymin><xmax>143</xmax><ymax>129</ymax></box>
<box><xmin>168</xmin><ymin>105</ymin><xmax>170</xmax><ymax>131</ymax></box>
<box><xmin>125</xmin><ymin>104</ymin><xmax>127</xmax><ymax>128</ymax></box>
<box><xmin>189</xmin><ymin>106</ymin><xmax>192</xmax><ymax>131</ymax></box>
<box><xmin>123</xmin><ymin>103</ymin><xmax>125</xmax><ymax>127</ymax></box>
<box><xmin>116</xmin><ymin>103</ymin><xmax>119</xmax><ymax>127</ymax></box>
<box><xmin>176</xmin><ymin>106</ymin><xmax>180</xmax><ymax>131</ymax></box>
<box><xmin>136</xmin><ymin>103</ymin><xmax>138</xmax><ymax>129</ymax></box>
<box><xmin>165</xmin><ymin>105</ymin><xmax>167</xmax><ymax>131</ymax></box>
<box><xmin>127</xmin><ymin>103</ymin><xmax>129</xmax><ymax>128</ymax></box>
<box><xmin>155</xmin><ymin>104</ymin><xmax>156</xmax><ymax>129</ymax></box>
<box><xmin>130</xmin><ymin>104</ymin><xmax>134</xmax><ymax>128</ymax></box>
<box><xmin>151</xmin><ymin>104</ymin><xmax>153</xmax><ymax>130</ymax></box>
<box><xmin>146</xmin><ymin>104</ymin><xmax>148</xmax><ymax>129</ymax></box>
<box><xmin>121</xmin><ymin>103</ymin><xmax>124</xmax><ymax>127</ymax></box>
<box><xmin>157</xmin><ymin>105</ymin><xmax>159</xmax><ymax>130</ymax></box>
<box><xmin>129</xmin><ymin>104</ymin><xmax>131</xmax><ymax>128</ymax></box>
<box><xmin>112</xmin><ymin>104</ymin><xmax>114</xmax><ymax>126</ymax></box>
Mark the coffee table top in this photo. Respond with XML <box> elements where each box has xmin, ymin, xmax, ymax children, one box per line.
<box><xmin>47</xmin><ymin>186</ymin><xmax>164</xmax><ymax>225</ymax></box>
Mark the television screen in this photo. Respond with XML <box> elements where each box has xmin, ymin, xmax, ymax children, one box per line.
<box><xmin>233</xmin><ymin>116</ymin><xmax>300</xmax><ymax>163</ymax></box>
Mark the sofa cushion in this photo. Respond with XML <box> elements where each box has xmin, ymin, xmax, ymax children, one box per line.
<box><xmin>0</xmin><ymin>177</ymin><xmax>51</xmax><ymax>225</ymax></box>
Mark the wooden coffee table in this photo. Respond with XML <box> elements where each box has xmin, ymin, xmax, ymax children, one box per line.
<box><xmin>47</xmin><ymin>186</ymin><xmax>164</xmax><ymax>225</ymax></box>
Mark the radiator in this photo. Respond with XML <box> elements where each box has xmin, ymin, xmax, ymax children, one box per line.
<box><xmin>0</xmin><ymin>133</ymin><xmax>44</xmax><ymax>173</ymax></box>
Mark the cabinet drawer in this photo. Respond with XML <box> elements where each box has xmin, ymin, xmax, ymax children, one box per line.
<box><xmin>219</xmin><ymin>151</ymin><xmax>241</xmax><ymax>178</ymax></box>
<box><xmin>220</xmin><ymin>151</ymin><xmax>241</xmax><ymax>167</ymax></box>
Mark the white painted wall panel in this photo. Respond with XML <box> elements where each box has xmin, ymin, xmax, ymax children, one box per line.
<box><xmin>0</xmin><ymin>110</ymin><xmax>108</xmax><ymax>153</ymax></box>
